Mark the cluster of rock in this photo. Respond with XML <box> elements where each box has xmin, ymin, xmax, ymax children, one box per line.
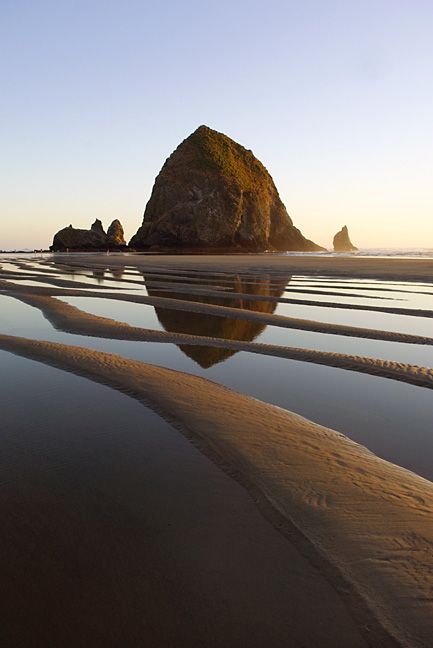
<box><xmin>50</xmin><ymin>219</ymin><xmax>126</xmax><ymax>252</ymax></box>
<box><xmin>50</xmin><ymin>126</ymin><xmax>359</xmax><ymax>253</ymax></box>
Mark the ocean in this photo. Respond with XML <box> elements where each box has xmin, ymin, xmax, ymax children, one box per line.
<box><xmin>283</xmin><ymin>248</ymin><xmax>433</xmax><ymax>259</ymax></box>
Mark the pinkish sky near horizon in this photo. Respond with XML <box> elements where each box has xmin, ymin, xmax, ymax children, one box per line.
<box><xmin>1</xmin><ymin>0</ymin><xmax>432</xmax><ymax>250</ymax></box>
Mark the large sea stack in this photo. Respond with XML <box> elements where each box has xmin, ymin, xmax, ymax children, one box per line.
<box><xmin>333</xmin><ymin>225</ymin><xmax>358</xmax><ymax>252</ymax></box>
<box><xmin>130</xmin><ymin>125</ymin><xmax>323</xmax><ymax>252</ymax></box>
<box><xmin>51</xmin><ymin>219</ymin><xmax>126</xmax><ymax>251</ymax></box>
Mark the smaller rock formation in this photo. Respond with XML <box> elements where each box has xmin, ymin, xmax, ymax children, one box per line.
<box><xmin>50</xmin><ymin>219</ymin><xmax>126</xmax><ymax>251</ymax></box>
<box><xmin>107</xmin><ymin>219</ymin><xmax>126</xmax><ymax>247</ymax></box>
<box><xmin>91</xmin><ymin>219</ymin><xmax>106</xmax><ymax>237</ymax></box>
<box><xmin>333</xmin><ymin>225</ymin><xmax>358</xmax><ymax>252</ymax></box>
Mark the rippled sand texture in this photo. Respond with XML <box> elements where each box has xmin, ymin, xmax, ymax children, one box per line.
<box><xmin>1</xmin><ymin>252</ymin><xmax>433</xmax><ymax>647</ymax></box>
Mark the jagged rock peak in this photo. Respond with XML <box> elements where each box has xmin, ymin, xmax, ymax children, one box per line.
<box><xmin>333</xmin><ymin>225</ymin><xmax>358</xmax><ymax>252</ymax></box>
<box><xmin>91</xmin><ymin>219</ymin><xmax>106</xmax><ymax>235</ymax></box>
<box><xmin>130</xmin><ymin>125</ymin><xmax>323</xmax><ymax>252</ymax></box>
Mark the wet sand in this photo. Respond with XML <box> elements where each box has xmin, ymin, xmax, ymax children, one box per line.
<box><xmin>1</xmin><ymin>254</ymin><xmax>433</xmax><ymax>646</ymax></box>
<box><xmin>0</xmin><ymin>352</ymin><xmax>369</xmax><ymax>648</ymax></box>
<box><xmin>1</xmin><ymin>335</ymin><xmax>433</xmax><ymax>646</ymax></box>
<box><xmin>3</xmin><ymin>278</ymin><xmax>432</xmax><ymax>344</ymax></box>
<box><xmin>52</xmin><ymin>252</ymin><xmax>433</xmax><ymax>282</ymax></box>
<box><xmin>3</xmin><ymin>290</ymin><xmax>433</xmax><ymax>390</ymax></box>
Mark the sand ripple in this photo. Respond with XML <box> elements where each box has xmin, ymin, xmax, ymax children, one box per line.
<box><xmin>0</xmin><ymin>333</ymin><xmax>432</xmax><ymax>646</ymax></box>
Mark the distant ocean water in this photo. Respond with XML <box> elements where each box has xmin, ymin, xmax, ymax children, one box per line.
<box><xmin>1</xmin><ymin>248</ymin><xmax>432</xmax><ymax>259</ymax></box>
<box><xmin>283</xmin><ymin>248</ymin><xmax>433</xmax><ymax>259</ymax></box>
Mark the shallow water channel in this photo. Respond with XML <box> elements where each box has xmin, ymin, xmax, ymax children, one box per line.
<box><xmin>1</xmin><ymin>291</ymin><xmax>432</xmax><ymax>482</ymax></box>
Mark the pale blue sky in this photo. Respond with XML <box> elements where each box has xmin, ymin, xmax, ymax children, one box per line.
<box><xmin>1</xmin><ymin>0</ymin><xmax>432</xmax><ymax>249</ymax></box>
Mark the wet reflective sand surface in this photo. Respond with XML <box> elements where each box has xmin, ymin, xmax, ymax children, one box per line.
<box><xmin>1</xmin><ymin>253</ymin><xmax>432</xmax><ymax>647</ymax></box>
<box><xmin>2</xmin><ymin>257</ymin><xmax>431</xmax><ymax>478</ymax></box>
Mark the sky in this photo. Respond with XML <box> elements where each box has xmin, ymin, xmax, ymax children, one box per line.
<box><xmin>1</xmin><ymin>0</ymin><xmax>432</xmax><ymax>250</ymax></box>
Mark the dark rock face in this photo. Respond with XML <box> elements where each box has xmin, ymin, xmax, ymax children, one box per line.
<box><xmin>50</xmin><ymin>219</ymin><xmax>126</xmax><ymax>251</ymax></box>
<box><xmin>107</xmin><ymin>219</ymin><xmax>126</xmax><ymax>247</ymax></box>
<box><xmin>91</xmin><ymin>219</ymin><xmax>106</xmax><ymax>236</ymax></box>
<box><xmin>130</xmin><ymin>125</ymin><xmax>323</xmax><ymax>252</ymax></box>
<box><xmin>333</xmin><ymin>225</ymin><xmax>358</xmax><ymax>252</ymax></box>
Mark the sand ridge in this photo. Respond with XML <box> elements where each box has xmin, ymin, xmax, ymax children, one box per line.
<box><xmin>0</xmin><ymin>333</ymin><xmax>432</xmax><ymax>646</ymax></box>
<box><xmin>49</xmin><ymin>252</ymin><xmax>433</xmax><ymax>282</ymax></box>
<box><xmin>2</xmin><ymin>278</ymin><xmax>433</xmax><ymax>346</ymax></box>
<box><xmin>2</xmin><ymin>254</ymin><xmax>433</xmax><ymax>645</ymax></box>
<box><xmin>126</xmin><ymin>281</ymin><xmax>433</xmax><ymax>318</ymax></box>
<box><xmin>8</xmin><ymin>273</ymin><xmax>432</xmax><ymax>317</ymax></box>
<box><xmin>4</xmin><ymin>289</ymin><xmax>433</xmax><ymax>391</ymax></box>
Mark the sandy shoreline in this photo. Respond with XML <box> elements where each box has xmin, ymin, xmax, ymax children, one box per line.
<box><xmin>3</xmin><ymin>278</ymin><xmax>433</xmax><ymax>342</ymax></box>
<box><xmin>1</xmin><ymin>254</ymin><xmax>433</xmax><ymax>645</ymax></box>
<box><xmin>50</xmin><ymin>252</ymin><xmax>433</xmax><ymax>282</ymax></box>
<box><xmin>1</xmin><ymin>334</ymin><xmax>433</xmax><ymax>646</ymax></box>
<box><xmin>4</xmin><ymin>290</ymin><xmax>433</xmax><ymax>391</ymax></box>
<box><xmin>1</xmin><ymin>350</ymin><xmax>373</xmax><ymax>648</ymax></box>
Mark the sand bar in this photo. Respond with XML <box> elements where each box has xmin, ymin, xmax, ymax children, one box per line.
<box><xmin>0</xmin><ymin>350</ymin><xmax>374</xmax><ymax>648</ymax></box>
<box><xmin>1</xmin><ymin>334</ymin><xmax>433</xmax><ymax>646</ymax></box>
<box><xmin>51</xmin><ymin>252</ymin><xmax>433</xmax><ymax>282</ymax></box>
<box><xmin>5</xmin><ymin>290</ymin><xmax>433</xmax><ymax>391</ymax></box>
<box><xmin>2</xmin><ymin>278</ymin><xmax>432</xmax><ymax>346</ymax></box>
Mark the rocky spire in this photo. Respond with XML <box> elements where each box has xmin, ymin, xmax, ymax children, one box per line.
<box><xmin>333</xmin><ymin>225</ymin><xmax>358</xmax><ymax>252</ymax></box>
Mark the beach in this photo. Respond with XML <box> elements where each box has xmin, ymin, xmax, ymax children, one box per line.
<box><xmin>4</xmin><ymin>0</ymin><xmax>433</xmax><ymax>644</ymax></box>
<box><xmin>0</xmin><ymin>252</ymin><xmax>433</xmax><ymax>647</ymax></box>
<box><xmin>64</xmin><ymin>251</ymin><xmax>433</xmax><ymax>280</ymax></box>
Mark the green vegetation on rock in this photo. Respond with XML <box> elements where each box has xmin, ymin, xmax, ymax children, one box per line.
<box><xmin>130</xmin><ymin>125</ymin><xmax>323</xmax><ymax>252</ymax></box>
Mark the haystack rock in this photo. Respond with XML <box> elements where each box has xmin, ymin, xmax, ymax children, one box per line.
<box><xmin>333</xmin><ymin>225</ymin><xmax>358</xmax><ymax>252</ymax></box>
<box><xmin>50</xmin><ymin>219</ymin><xmax>126</xmax><ymax>251</ymax></box>
<box><xmin>130</xmin><ymin>125</ymin><xmax>323</xmax><ymax>252</ymax></box>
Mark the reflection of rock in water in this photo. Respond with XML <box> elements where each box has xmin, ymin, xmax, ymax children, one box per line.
<box><xmin>92</xmin><ymin>268</ymin><xmax>106</xmax><ymax>283</ymax></box>
<box><xmin>51</xmin><ymin>262</ymin><xmax>125</xmax><ymax>282</ymax></box>
<box><xmin>144</xmin><ymin>273</ymin><xmax>290</xmax><ymax>368</ymax></box>
<box><xmin>110</xmin><ymin>266</ymin><xmax>125</xmax><ymax>280</ymax></box>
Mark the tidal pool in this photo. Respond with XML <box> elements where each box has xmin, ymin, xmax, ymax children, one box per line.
<box><xmin>1</xmin><ymin>294</ymin><xmax>432</xmax><ymax>482</ymax></box>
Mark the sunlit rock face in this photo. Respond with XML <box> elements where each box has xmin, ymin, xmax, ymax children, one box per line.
<box><xmin>50</xmin><ymin>219</ymin><xmax>126</xmax><ymax>251</ymax></box>
<box><xmin>130</xmin><ymin>125</ymin><xmax>323</xmax><ymax>252</ymax></box>
<box><xmin>107</xmin><ymin>220</ymin><xmax>126</xmax><ymax>247</ymax></box>
<box><xmin>143</xmin><ymin>273</ymin><xmax>291</xmax><ymax>367</ymax></box>
<box><xmin>333</xmin><ymin>225</ymin><xmax>358</xmax><ymax>252</ymax></box>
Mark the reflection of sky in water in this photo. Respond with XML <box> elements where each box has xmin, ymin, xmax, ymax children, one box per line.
<box><xmin>57</xmin><ymin>295</ymin><xmax>433</xmax><ymax>369</ymax></box>
<box><xmin>0</xmin><ymin>347</ymin><xmax>346</xmax><ymax>646</ymax></box>
<box><xmin>0</xmin><ymin>263</ymin><xmax>38</xmax><ymax>273</ymax></box>
<box><xmin>4</xmin><ymin>261</ymin><xmax>431</xmax><ymax>308</ymax></box>
<box><xmin>291</xmin><ymin>281</ymin><xmax>433</xmax><ymax>293</ymax></box>
<box><xmin>257</xmin><ymin>326</ymin><xmax>433</xmax><ymax>368</ymax></box>
<box><xmin>1</xmin><ymin>260</ymin><xmax>147</xmax><ymax>292</ymax></box>
<box><xmin>286</xmin><ymin>286</ymin><xmax>405</xmax><ymax>298</ymax></box>
<box><xmin>4</xmin><ymin>275</ymin><xmax>145</xmax><ymax>293</ymax></box>
<box><xmin>1</xmin><ymin>294</ymin><xmax>432</xmax><ymax>482</ymax></box>
<box><xmin>59</xmin><ymin>297</ymin><xmax>163</xmax><ymax>331</ymax></box>
<box><xmin>283</xmin><ymin>287</ymin><xmax>433</xmax><ymax>310</ymax></box>
<box><xmin>281</xmin><ymin>290</ymin><xmax>405</xmax><ymax>308</ymax></box>
<box><xmin>274</xmin><ymin>302</ymin><xmax>433</xmax><ymax>337</ymax></box>
<box><xmin>291</xmin><ymin>274</ymin><xmax>433</xmax><ymax>287</ymax></box>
